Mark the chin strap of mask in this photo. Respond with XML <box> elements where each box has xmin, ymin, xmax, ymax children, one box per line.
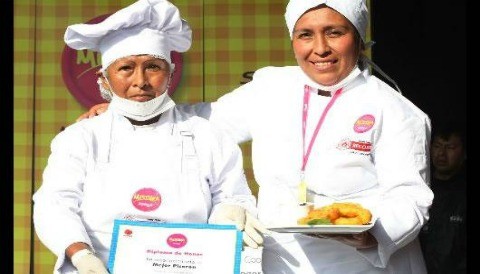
<box><xmin>97</xmin><ymin>78</ymin><xmax>113</xmax><ymax>102</ymax></box>
<box><xmin>361</xmin><ymin>41</ymin><xmax>403</xmax><ymax>95</ymax></box>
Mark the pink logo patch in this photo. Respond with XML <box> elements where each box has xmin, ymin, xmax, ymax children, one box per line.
<box><xmin>353</xmin><ymin>114</ymin><xmax>375</xmax><ymax>133</ymax></box>
<box><xmin>167</xmin><ymin>234</ymin><xmax>187</xmax><ymax>248</ymax></box>
<box><xmin>61</xmin><ymin>14</ymin><xmax>184</xmax><ymax>109</ymax></box>
<box><xmin>131</xmin><ymin>188</ymin><xmax>161</xmax><ymax>212</ymax></box>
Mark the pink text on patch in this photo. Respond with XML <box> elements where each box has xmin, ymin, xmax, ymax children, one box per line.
<box><xmin>353</xmin><ymin>114</ymin><xmax>375</xmax><ymax>133</ymax></box>
<box><xmin>131</xmin><ymin>188</ymin><xmax>161</xmax><ymax>212</ymax></box>
<box><xmin>167</xmin><ymin>233</ymin><xmax>187</xmax><ymax>248</ymax></box>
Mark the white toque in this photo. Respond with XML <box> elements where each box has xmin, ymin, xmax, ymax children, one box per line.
<box><xmin>64</xmin><ymin>0</ymin><xmax>192</xmax><ymax>70</ymax></box>
<box><xmin>285</xmin><ymin>0</ymin><xmax>368</xmax><ymax>42</ymax></box>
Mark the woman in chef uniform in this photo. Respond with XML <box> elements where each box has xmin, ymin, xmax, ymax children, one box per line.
<box><xmin>32</xmin><ymin>1</ymin><xmax>265</xmax><ymax>273</ymax></box>
<box><xmin>198</xmin><ymin>1</ymin><xmax>434</xmax><ymax>273</ymax></box>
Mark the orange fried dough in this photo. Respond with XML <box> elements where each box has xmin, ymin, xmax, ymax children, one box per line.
<box><xmin>297</xmin><ymin>202</ymin><xmax>371</xmax><ymax>225</ymax></box>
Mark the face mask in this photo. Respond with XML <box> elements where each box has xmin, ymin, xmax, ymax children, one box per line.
<box><xmin>101</xmin><ymin>71</ymin><xmax>175</xmax><ymax>121</ymax></box>
<box><xmin>109</xmin><ymin>91</ymin><xmax>175</xmax><ymax>121</ymax></box>
<box><xmin>97</xmin><ymin>78</ymin><xmax>113</xmax><ymax>102</ymax></box>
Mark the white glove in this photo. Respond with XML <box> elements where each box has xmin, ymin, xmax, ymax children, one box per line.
<box><xmin>71</xmin><ymin>249</ymin><xmax>109</xmax><ymax>274</ymax></box>
<box><xmin>210</xmin><ymin>204</ymin><xmax>269</xmax><ymax>248</ymax></box>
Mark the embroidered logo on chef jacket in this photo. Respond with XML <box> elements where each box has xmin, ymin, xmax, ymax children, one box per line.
<box><xmin>337</xmin><ymin>139</ymin><xmax>372</xmax><ymax>155</ymax></box>
<box><xmin>353</xmin><ymin>114</ymin><xmax>375</xmax><ymax>133</ymax></box>
<box><xmin>131</xmin><ymin>188</ymin><xmax>161</xmax><ymax>212</ymax></box>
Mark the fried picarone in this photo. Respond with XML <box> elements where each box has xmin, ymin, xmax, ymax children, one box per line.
<box><xmin>297</xmin><ymin>202</ymin><xmax>372</xmax><ymax>225</ymax></box>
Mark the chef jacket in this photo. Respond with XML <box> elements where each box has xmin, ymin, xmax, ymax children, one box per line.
<box><xmin>193</xmin><ymin>66</ymin><xmax>434</xmax><ymax>273</ymax></box>
<box><xmin>33</xmin><ymin>106</ymin><xmax>255</xmax><ymax>274</ymax></box>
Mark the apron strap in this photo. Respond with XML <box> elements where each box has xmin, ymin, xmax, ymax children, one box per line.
<box><xmin>180</xmin><ymin>130</ymin><xmax>196</xmax><ymax>156</ymax></box>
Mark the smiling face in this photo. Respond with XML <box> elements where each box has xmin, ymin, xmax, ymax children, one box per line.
<box><xmin>292</xmin><ymin>6</ymin><xmax>361</xmax><ymax>86</ymax></box>
<box><xmin>103</xmin><ymin>55</ymin><xmax>171</xmax><ymax>102</ymax></box>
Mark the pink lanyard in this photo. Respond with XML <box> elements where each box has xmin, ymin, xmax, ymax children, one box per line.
<box><xmin>301</xmin><ymin>85</ymin><xmax>342</xmax><ymax>176</ymax></box>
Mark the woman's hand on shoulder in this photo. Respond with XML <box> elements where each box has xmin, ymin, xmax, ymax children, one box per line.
<box><xmin>76</xmin><ymin>103</ymin><xmax>110</xmax><ymax>122</ymax></box>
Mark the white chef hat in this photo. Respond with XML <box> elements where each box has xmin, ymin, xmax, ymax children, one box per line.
<box><xmin>64</xmin><ymin>0</ymin><xmax>192</xmax><ymax>71</ymax></box>
<box><xmin>285</xmin><ymin>0</ymin><xmax>368</xmax><ymax>42</ymax></box>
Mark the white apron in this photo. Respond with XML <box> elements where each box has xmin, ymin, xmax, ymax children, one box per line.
<box><xmin>70</xmin><ymin>115</ymin><xmax>211</xmax><ymax>269</ymax></box>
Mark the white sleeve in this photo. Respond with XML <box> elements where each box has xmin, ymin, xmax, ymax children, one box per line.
<box><xmin>209</xmin><ymin>83</ymin><xmax>255</xmax><ymax>144</ymax></box>
<box><xmin>357</xmin><ymin>114</ymin><xmax>433</xmax><ymax>267</ymax></box>
<box><xmin>185</xmin><ymin>67</ymin><xmax>274</xmax><ymax>146</ymax></box>
<box><xmin>185</xmin><ymin>82</ymin><xmax>257</xmax><ymax>145</ymax></box>
<box><xmin>32</xmin><ymin>125</ymin><xmax>94</xmax><ymax>265</ymax></box>
<box><xmin>201</xmin><ymin>125</ymin><xmax>258</xmax><ymax>218</ymax></box>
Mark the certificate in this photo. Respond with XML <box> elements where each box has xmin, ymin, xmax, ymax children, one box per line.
<box><xmin>108</xmin><ymin>220</ymin><xmax>242</xmax><ymax>274</ymax></box>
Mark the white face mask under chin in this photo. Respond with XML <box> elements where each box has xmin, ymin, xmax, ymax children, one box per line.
<box><xmin>109</xmin><ymin>92</ymin><xmax>176</xmax><ymax>122</ymax></box>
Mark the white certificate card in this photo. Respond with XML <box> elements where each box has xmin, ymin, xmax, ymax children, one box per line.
<box><xmin>108</xmin><ymin>220</ymin><xmax>242</xmax><ymax>274</ymax></box>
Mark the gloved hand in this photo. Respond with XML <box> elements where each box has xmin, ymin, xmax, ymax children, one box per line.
<box><xmin>210</xmin><ymin>204</ymin><xmax>269</xmax><ymax>248</ymax></box>
<box><xmin>243</xmin><ymin>211</ymin><xmax>269</xmax><ymax>248</ymax></box>
<box><xmin>71</xmin><ymin>249</ymin><xmax>109</xmax><ymax>274</ymax></box>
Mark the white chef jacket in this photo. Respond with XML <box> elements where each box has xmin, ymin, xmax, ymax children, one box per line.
<box><xmin>33</xmin><ymin>106</ymin><xmax>256</xmax><ymax>274</ymax></box>
<box><xmin>193</xmin><ymin>66</ymin><xmax>433</xmax><ymax>273</ymax></box>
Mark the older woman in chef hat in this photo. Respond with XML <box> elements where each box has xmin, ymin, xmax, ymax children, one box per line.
<box><xmin>32</xmin><ymin>1</ymin><xmax>266</xmax><ymax>273</ymax></box>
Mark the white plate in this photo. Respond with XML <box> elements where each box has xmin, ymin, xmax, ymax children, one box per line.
<box><xmin>268</xmin><ymin>222</ymin><xmax>374</xmax><ymax>234</ymax></box>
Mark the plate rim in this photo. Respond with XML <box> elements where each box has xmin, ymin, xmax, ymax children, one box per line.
<box><xmin>267</xmin><ymin>222</ymin><xmax>374</xmax><ymax>234</ymax></box>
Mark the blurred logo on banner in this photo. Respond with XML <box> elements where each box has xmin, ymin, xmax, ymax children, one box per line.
<box><xmin>61</xmin><ymin>14</ymin><xmax>184</xmax><ymax>109</ymax></box>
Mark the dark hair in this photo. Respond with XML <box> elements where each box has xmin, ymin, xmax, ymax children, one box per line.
<box><xmin>354</xmin><ymin>30</ymin><xmax>367</xmax><ymax>71</ymax></box>
<box><xmin>432</xmin><ymin>120</ymin><xmax>466</xmax><ymax>149</ymax></box>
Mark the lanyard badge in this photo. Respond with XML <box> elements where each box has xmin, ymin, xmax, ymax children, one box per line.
<box><xmin>299</xmin><ymin>85</ymin><xmax>342</xmax><ymax>205</ymax></box>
